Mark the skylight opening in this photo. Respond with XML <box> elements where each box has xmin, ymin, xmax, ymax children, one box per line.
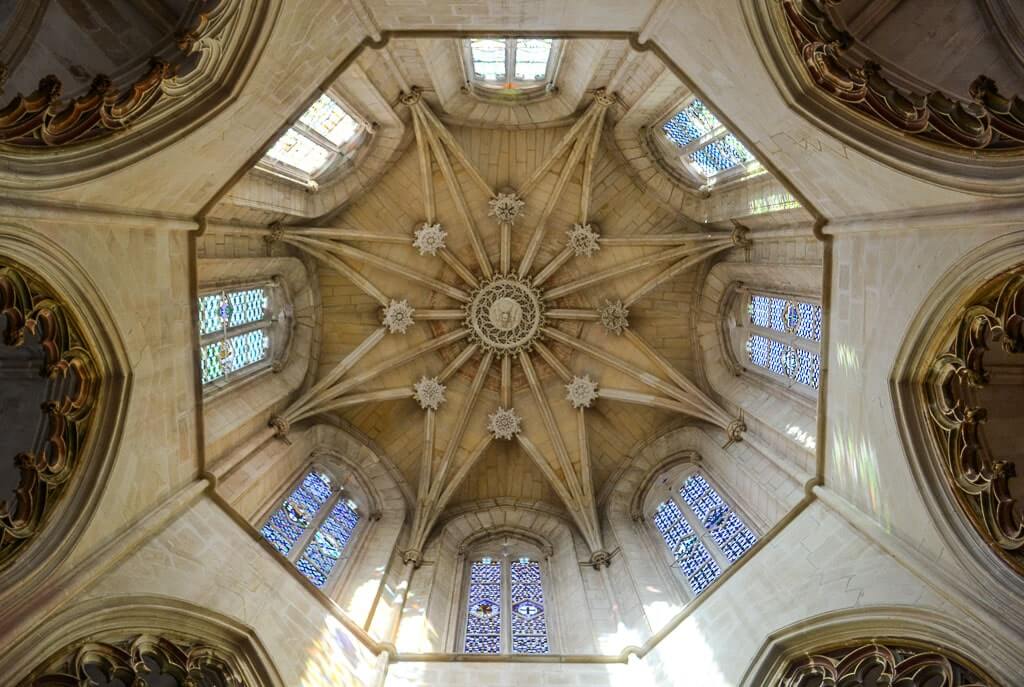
<box><xmin>466</xmin><ymin>38</ymin><xmax>558</xmax><ymax>92</ymax></box>
<box><xmin>661</xmin><ymin>98</ymin><xmax>757</xmax><ymax>184</ymax></box>
<box><xmin>260</xmin><ymin>92</ymin><xmax>364</xmax><ymax>181</ymax></box>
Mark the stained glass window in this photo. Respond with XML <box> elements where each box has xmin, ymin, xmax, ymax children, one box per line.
<box><xmin>261</xmin><ymin>92</ymin><xmax>362</xmax><ymax>179</ymax></box>
<box><xmin>467</xmin><ymin>38</ymin><xmax>556</xmax><ymax>89</ymax></box>
<box><xmin>662</xmin><ymin>98</ymin><xmax>757</xmax><ymax>181</ymax></box>
<box><xmin>259</xmin><ymin>471</ymin><xmax>333</xmax><ymax>556</ymax></box>
<box><xmin>199</xmin><ymin>327</ymin><xmax>270</xmax><ymax>384</ymax></box>
<box><xmin>679</xmin><ymin>474</ymin><xmax>757</xmax><ymax>564</ymax></box>
<box><xmin>745</xmin><ymin>293</ymin><xmax>822</xmax><ymax>389</ymax></box>
<box><xmin>260</xmin><ymin>469</ymin><xmax>362</xmax><ymax>589</ymax></box>
<box><xmin>510</xmin><ymin>560</ymin><xmax>550</xmax><ymax>654</ymax></box>
<box><xmin>464</xmin><ymin>559</ymin><xmax>503</xmax><ymax>654</ymax></box>
<box><xmin>653</xmin><ymin>472</ymin><xmax>757</xmax><ymax>597</ymax></box>
<box><xmin>198</xmin><ymin>285</ymin><xmax>279</xmax><ymax>387</ymax></box>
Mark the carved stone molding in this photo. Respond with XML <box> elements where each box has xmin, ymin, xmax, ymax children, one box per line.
<box><xmin>781</xmin><ymin>0</ymin><xmax>1024</xmax><ymax>152</ymax></box>
<box><xmin>0</xmin><ymin>259</ymin><xmax>99</xmax><ymax>569</ymax></box>
<box><xmin>775</xmin><ymin>641</ymin><xmax>994</xmax><ymax>687</ymax></box>
<box><xmin>21</xmin><ymin>634</ymin><xmax>245</xmax><ymax>686</ymax></box>
<box><xmin>924</xmin><ymin>268</ymin><xmax>1024</xmax><ymax>575</ymax></box>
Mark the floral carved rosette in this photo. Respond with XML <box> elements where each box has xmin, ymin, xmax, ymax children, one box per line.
<box><xmin>925</xmin><ymin>269</ymin><xmax>1024</xmax><ymax>574</ymax></box>
<box><xmin>0</xmin><ymin>259</ymin><xmax>98</xmax><ymax>568</ymax></box>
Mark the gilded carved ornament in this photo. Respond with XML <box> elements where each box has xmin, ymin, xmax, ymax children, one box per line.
<box><xmin>782</xmin><ymin>0</ymin><xmax>1024</xmax><ymax>151</ymax></box>
<box><xmin>0</xmin><ymin>260</ymin><xmax>99</xmax><ymax>569</ymax></box>
<box><xmin>0</xmin><ymin>0</ymin><xmax>233</xmax><ymax>148</ymax></box>
<box><xmin>925</xmin><ymin>269</ymin><xmax>1024</xmax><ymax>575</ymax></box>
<box><xmin>776</xmin><ymin>641</ymin><xmax>994</xmax><ymax>687</ymax></box>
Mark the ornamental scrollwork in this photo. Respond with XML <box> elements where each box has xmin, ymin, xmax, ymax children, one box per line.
<box><xmin>0</xmin><ymin>260</ymin><xmax>99</xmax><ymax>568</ymax></box>
<box><xmin>21</xmin><ymin>634</ymin><xmax>245</xmax><ymax>686</ymax></box>
<box><xmin>781</xmin><ymin>0</ymin><xmax>1024</xmax><ymax>151</ymax></box>
<box><xmin>777</xmin><ymin>641</ymin><xmax>994</xmax><ymax>687</ymax></box>
<box><xmin>0</xmin><ymin>0</ymin><xmax>236</xmax><ymax>147</ymax></box>
<box><xmin>925</xmin><ymin>269</ymin><xmax>1024</xmax><ymax>574</ymax></box>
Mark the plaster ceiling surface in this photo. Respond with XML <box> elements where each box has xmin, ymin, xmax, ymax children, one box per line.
<box><xmin>268</xmin><ymin>38</ymin><xmax>759</xmax><ymax>552</ymax></box>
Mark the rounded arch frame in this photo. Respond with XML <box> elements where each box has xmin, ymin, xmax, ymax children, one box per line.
<box><xmin>0</xmin><ymin>222</ymin><xmax>132</xmax><ymax>624</ymax></box>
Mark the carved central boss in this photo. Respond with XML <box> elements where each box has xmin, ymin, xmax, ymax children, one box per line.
<box><xmin>465</xmin><ymin>274</ymin><xmax>546</xmax><ymax>356</ymax></box>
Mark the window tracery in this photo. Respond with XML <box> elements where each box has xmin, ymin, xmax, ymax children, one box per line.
<box><xmin>258</xmin><ymin>91</ymin><xmax>368</xmax><ymax>185</ymax></box>
<box><xmin>650</xmin><ymin>470</ymin><xmax>757</xmax><ymax>597</ymax></box>
<box><xmin>259</xmin><ymin>466</ymin><xmax>362</xmax><ymax>590</ymax></box>
<box><xmin>197</xmin><ymin>280</ymin><xmax>291</xmax><ymax>392</ymax></box>
<box><xmin>463</xmin><ymin>38</ymin><xmax>560</xmax><ymax>95</ymax></box>
<box><xmin>659</xmin><ymin>97</ymin><xmax>761</xmax><ymax>188</ymax></box>
<box><xmin>462</xmin><ymin>553</ymin><xmax>551</xmax><ymax>655</ymax></box>
<box><xmin>726</xmin><ymin>288</ymin><xmax>822</xmax><ymax>393</ymax></box>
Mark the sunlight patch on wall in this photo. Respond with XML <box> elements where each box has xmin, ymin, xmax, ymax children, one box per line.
<box><xmin>300</xmin><ymin>616</ymin><xmax>379</xmax><ymax>687</ymax></box>
<box><xmin>748</xmin><ymin>190</ymin><xmax>800</xmax><ymax>216</ymax></box>
<box><xmin>641</xmin><ymin>619</ymin><xmax>728</xmax><ymax>686</ymax></box>
<box><xmin>786</xmin><ymin>423</ymin><xmax>816</xmax><ymax>451</ymax></box>
<box><xmin>642</xmin><ymin>598</ymin><xmax>685</xmax><ymax>629</ymax></box>
<box><xmin>830</xmin><ymin>425</ymin><xmax>890</xmax><ymax>531</ymax></box>
<box><xmin>836</xmin><ymin>343</ymin><xmax>861</xmax><ymax>371</ymax></box>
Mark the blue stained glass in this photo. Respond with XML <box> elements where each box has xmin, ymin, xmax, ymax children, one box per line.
<box><xmin>653</xmin><ymin>499</ymin><xmax>721</xmax><ymax>596</ymax></box>
<box><xmin>795</xmin><ymin>347</ymin><xmax>821</xmax><ymax>389</ymax></box>
<box><xmin>295</xmin><ymin>497</ymin><xmax>360</xmax><ymax>588</ymax></box>
<box><xmin>689</xmin><ymin>134</ymin><xmax>754</xmax><ymax>176</ymax></box>
<box><xmin>681</xmin><ymin>474</ymin><xmax>757</xmax><ymax>564</ymax></box>
<box><xmin>746</xmin><ymin>335</ymin><xmax>820</xmax><ymax>389</ymax></box>
<box><xmin>464</xmin><ymin>560</ymin><xmax>502</xmax><ymax>654</ymax></box>
<box><xmin>749</xmin><ymin>295</ymin><xmax>821</xmax><ymax>343</ymax></box>
<box><xmin>260</xmin><ymin>470</ymin><xmax>335</xmax><ymax>557</ymax></box>
<box><xmin>510</xmin><ymin>560</ymin><xmax>549</xmax><ymax>655</ymax></box>
<box><xmin>227</xmin><ymin>288</ymin><xmax>268</xmax><ymax>328</ymax></box>
<box><xmin>663</xmin><ymin>99</ymin><xmax>720</xmax><ymax>147</ymax></box>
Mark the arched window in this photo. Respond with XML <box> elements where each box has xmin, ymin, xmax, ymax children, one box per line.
<box><xmin>658</xmin><ymin>97</ymin><xmax>761</xmax><ymax>189</ymax></box>
<box><xmin>463</xmin><ymin>38</ymin><xmax>561</xmax><ymax>95</ymax></box>
<box><xmin>258</xmin><ymin>91</ymin><xmax>369</xmax><ymax>187</ymax></box>
<box><xmin>259</xmin><ymin>467</ymin><xmax>362</xmax><ymax>589</ymax></box>
<box><xmin>197</xmin><ymin>280</ymin><xmax>292</xmax><ymax>393</ymax></box>
<box><xmin>651</xmin><ymin>470</ymin><xmax>758</xmax><ymax>597</ymax></box>
<box><xmin>461</xmin><ymin>552</ymin><xmax>551</xmax><ymax>655</ymax></box>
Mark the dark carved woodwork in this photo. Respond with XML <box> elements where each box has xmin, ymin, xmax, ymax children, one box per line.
<box><xmin>782</xmin><ymin>0</ymin><xmax>1024</xmax><ymax>151</ymax></box>
<box><xmin>778</xmin><ymin>642</ymin><xmax>993</xmax><ymax>687</ymax></box>
<box><xmin>23</xmin><ymin>634</ymin><xmax>245</xmax><ymax>686</ymax></box>
<box><xmin>0</xmin><ymin>1</ymin><xmax>223</xmax><ymax>148</ymax></box>
<box><xmin>926</xmin><ymin>270</ymin><xmax>1024</xmax><ymax>575</ymax></box>
<box><xmin>0</xmin><ymin>260</ymin><xmax>98</xmax><ymax>568</ymax></box>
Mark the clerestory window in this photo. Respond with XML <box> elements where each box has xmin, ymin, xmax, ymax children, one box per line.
<box><xmin>462</xmin><ymin>555</ymin><xmax>551</xmax><ymax>655</ymax></box>
<box><xmin>659</xmin><ymin>97</ymin><xmax>761</xmax><ymax>188</ymax></box>
<box><xmin>259</xmin><ymin>467</ymin><xmax>362</xmax><ymax>590</ymax></box>
<box><xmin>744</xmin><ymin>293</ymin><xmax>822</xmax><ymax>390</ymax></box>
<box><xmin>651</xmin><ymin>471</ymin><xmax>758</xmax><ymax>597</ymax></box>
<box><xmin>197</xmin><ymin>281</ymin><xmax>292</xmax><ymax>392</ymax></box>
<box><xmin>259</xmin><ymin>92</ymin><xmax>368</xmax><ymax>186</ymax></box>
<box><xmin>464</xmin><ymin>38</ymin><xmax>560</xmax><ymax>94</ymax></box>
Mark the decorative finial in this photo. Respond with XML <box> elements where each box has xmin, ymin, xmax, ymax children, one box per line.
<box><xmin>566</xmin><ymin>375</ymin><xmax>600</xmax><ymax>409</ymax></box>
<box><xmin>413</xmin><ymin>376</ymin><xmax>447</xmax><ymax>411</ymax></box>
<box><xmin>567</xmin><ymin>223</ymin><xmax>601</xmax><ymax>257</ymax></box>
<box><xmin>382</xmin><ymin>299</ymin><xmax>415</xmax><ymax>334</ymax></box>
<box><xmin>598</xmin><ymin>300</ymin><xmax>630</xmax><ymax>335</ymax></box>
<box><xmin>412</xmin><ymin>222</ymin><xmax>447</xmax><ymax>256</ymax></box>
<box><xmin>488</xmin><ymin>193</ymin><xmax>526</xmax><ymax>224</ymax></box>
<box><xmin>488</xmin><ymin>407</ymin><xmax>522</xmax><ymax>440</ymax></box>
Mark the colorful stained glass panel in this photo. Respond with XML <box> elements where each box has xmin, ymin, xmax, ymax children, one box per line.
<box><xmin>296</xmin><ymin>497</ymin><xmax>360</xmax><ymax>589</ymax></box>
<box><xmin>265</xmin><ymin>128</ymin><xmax>331</xmax><ymax>174</ymax></box>
<box><xmin>300</xmin><ymin>94</ymin><xmax>360</xmax><ymax>146</ymax></box>
<box><xmin>749</xmin><ymin>295</ymin><xmax>821</xmax><ymax>342</ymax></box>
<box><xmin>662</xmin><ymin>99</ymin><xmax>720</xmax><ymax>147</ymax></box>
<box><xmin>200</xmin><ymin>329</ymin><xmax>270</xmax><ymax>384</ymax></box>
<box><xmin>510</xmin><ymin>560</ymin><xmax>549</xmax><ymax>654</ymax></box>
<box><xmin>653</xmin><ymin>499</ymin><xmax>721</xmax><ymax>595</ymax></box>
<box><xmin>689</xmin><ymin>133</ymin><xmax>754</xmax><ymax>176</ymax></box>
<box><xmin>680</xmin><ymin>474</ymin><xmax>757</xmax><ymax>564</ymax></box>
<box><xmin>464</xmin><ymin>559</ymin><xmax>502</xmax><ymax>654</ymax></box>
<box><xmin>259</xmin><ymin>471</ymin><xmax>333</xmax><ymax>556</ymax></box>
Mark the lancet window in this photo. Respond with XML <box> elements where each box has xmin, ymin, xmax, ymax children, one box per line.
<box><xmin>197</xmin><ymin>280</ymin><xmax>291</xmax><ymax>392</ymax></box>
<box><xmin>659</xmin><ymin>97</ymin><xmax>760</xmax><ymax>188</ymax></box>
<box><xmin>462</xmin><ymin>554</ymin><xmax>551</xmax><ymax>655</ymax></box>
<box><xmin>259</xmin><ymin>91</ymin><xmax>368</xmax><ymax>185</ymax></box>
<box><xmin>259</xmin><ymin>467</ymin><xmax>362</xmax><ymax>590</ymax></box>
<box><xmin>464</xmin><ymin>38</ymin><xmax>560</xmax><ymax>94</ymax></box>
<box><xmin>651</xmin><ymin>471</ymin><xmax>758</xmax><ymax>596</ymax></box>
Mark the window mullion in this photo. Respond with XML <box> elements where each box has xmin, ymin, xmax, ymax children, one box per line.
<box><xmin>673</xmin><ymin>489</ymin><xmax>730</xmax><ymax>572</ymax></box>
<box><xmin>291</xmin><ymin>121</ymin><xmax>341</xmax><ymax>154</ymax></box>
<box><xmin>289</xmin><ymin>489</ymin><xmax>338</xmax><ymax>563</ymax></box>
<box><xmin>502</xmin><ymin>558</ymin><xmax>511</xmax><ymax>654</ymax></box>
<box><xmin>199</xmin><ymin>319</ymin><xmax>270</xmax><ymax>347</ymax></box>
<box><xmin>506</xmin><ymin>38</ymin><xmax>515</xmax><ymax>85</ymax></box>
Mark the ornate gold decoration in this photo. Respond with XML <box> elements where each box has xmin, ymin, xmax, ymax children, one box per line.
<box><xmin>0</xmin><ymin>1</ymin><xmax>227</xmax><ymax>147</ymax></box>
<box><xmin>22</xmin><ymin>634</ymin><xmax>244</xmax><ymax>686</ymax></box>
<box><xmin>777</xmin><ymin>641</ymin><xmax>993</xmax><ymax>686</ymax></box>
<box><xmin>925</xmin><ymin>269</ymin><xmax>1024</xmax><ymax>574</ymax></box>
<box><xmin>0</xmin><ymin>260</ymin><xmax>98</xmax><ymax>568</ymax></box>
<box><xmin>782</xmin><ymin>0</ymin><xmax>1024</xmax><ymax>151</ymax></box>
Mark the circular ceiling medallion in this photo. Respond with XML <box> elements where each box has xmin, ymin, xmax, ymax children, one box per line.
<box><xmin>465</xmin><ymin>274</ymin><xmax>546</xmax><ymax>356</ymax></box>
